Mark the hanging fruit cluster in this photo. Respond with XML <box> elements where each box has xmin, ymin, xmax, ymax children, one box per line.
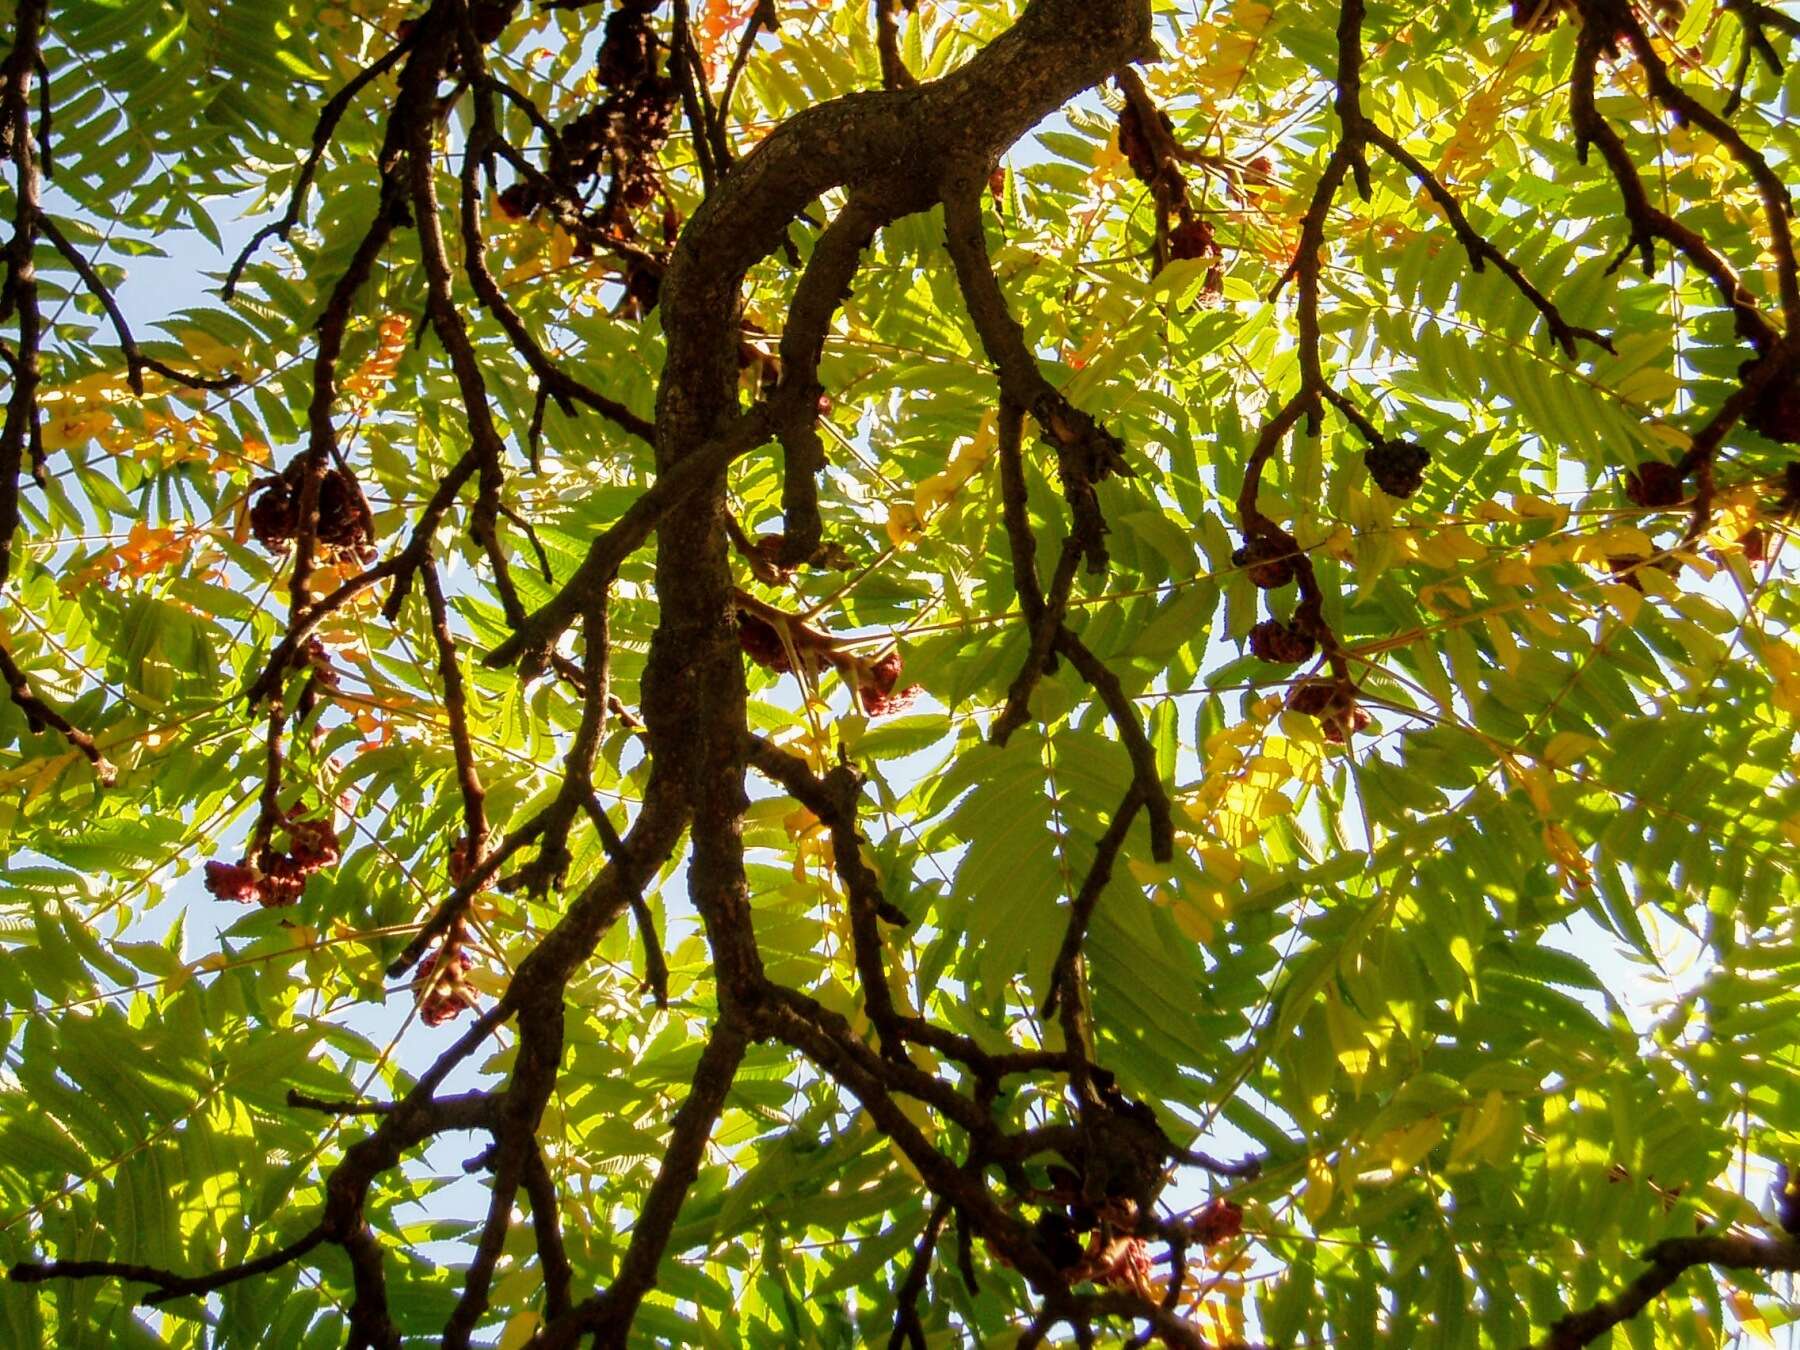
<box><xmin>496</xmin><ymin>0</ymin><xmax>675</xmax><ymax>243</ymax></box>
<box><xmin>202</xmin><ymin>803</ymin><xmax>341</xmax><ymax>908</ymax></box>
<box><xmin>1740</xmin><ymin>353</ymin><xmax>1800</xmax><ymax>445</ymax></box>
<box><xmin>1363</xmin><ymin>438</ymin><xmax>1431</xmax><ymax>499</ymax></box>
<box><xmin>413</xmin><ymin>924</ymin><xmax>480</xmax><ymax>1026</ymax></box>
<box><xmin>1287</xmin><ymin>677</ymin><xmax>1370</xmax><ymax>743</ymax></box>
<box><xmin>249</xmin><ymin>457</ymin><xmax>377</xmax><ymax>563</ymax></box>
<box><xmin>1622</xmin><ymin>459</ymin><xmax>1686</xmax><ymax>508</ymax></box>
<box><xmin>735</xmin><ymin>601</ymin><xmax>920</xmax><ymax>717</ymax></box>
<box><xmin>1248</xmin><ymin>618</ymin><xmax>1315</xmax><ymax>666</ymax></box>
<box><xmin>1016</xmin><ymin>1075</ymin><xmax>1244</xmax><ymax>1296</ymax></box>
<box><xmin>1232</xmin><ymin>535</ymin><xmax>1296</xmax><ymax>590</ymax></box>
<box><xmin>1117</xmin><ymin>85</ymin><xmax>1224</xmax><ymax>300</ymax></box>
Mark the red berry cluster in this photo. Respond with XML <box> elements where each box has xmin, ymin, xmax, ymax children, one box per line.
<box><xmin>1168</xmin><ymin>215</ymin><xmax>1216</xmax><ymax>262</ymax></box>
<box><xmin>856</xmin><ymin>648</ymin><xmax>921</xmax><ymax>717</ymax></box>
<box><xmin>1232</xmin><ymin>535</ymin><xmax>1296</xmax><ymax>590</ymax></box>
<box><xmin>1189</xmin><ymin>1195</ymin><xmax>1246</xmax><ymax>1246</ymax></box>
<box><xmin>1248</xmin><ymin>618</ymin><xmax>1315</xmax><ymax>665</ymax></box>
<box><xmin>300</xmin><ymin>636</ymin><xmax>342</xmax><ymax>693</ymax></box>
<box><xmin>735</xmin><ymin>609</ymin><xmax>831</xmax><ymax>676</ymax></box>
<box><xmin>596</xmin><ymin>0</ymin><xmax>661</xmax><ymax>88</ymax></box>
<box><xmin>1287</xmin><ymin>677</ymin><xmax>1370</xmax><ymax>743</ymax></box>
<box><xmin>202</xmin><ymin>803</ymin><xmax>340</xmax><ymax>908</ymax></box>
<box><xmin>1622</xmin><ymin>460</ymin><xmax>1686</xmax><ymax>508</ymax></box>
<box><xmin>1117</xmin><ymin>87</ymin><xmax>1232</xmax><ymax>296</ymax></box>
<box><xmin>249</xmin><ymin>458</ymin><xmax>375</xmax><ymax>562</ymax></box>
<box><xmin>736</xmin><ymin>607</ymin><xmax>920</xmax><ymax>718</ymax></box>
<box><xmin>413</xmin><ymin>931</ymin><xmax>480</xmax><ymax>1027</ymax></box>
<box><xmin>1168</xmin><ymin>214</ymin><xmax>1224</xmax><ymax>305</ymax></box>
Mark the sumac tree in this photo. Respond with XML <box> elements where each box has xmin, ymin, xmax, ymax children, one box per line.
<box><xmin>1</xmin><ymin>0</ymin><xmax>1799</xmax><ymax>1345</ymax></box>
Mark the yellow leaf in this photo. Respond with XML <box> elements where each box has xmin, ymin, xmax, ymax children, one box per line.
<box><xmin>914</xmin><ymin>472</ymin><xmax>955</xmax><ymax>516</ymax></box>
<box><xmin>0</xmin><ymin>751</ymin><xmax>72</xmax><ymax>792</ymax></box>
<box><xmin>1253</xmin><ymin>790</ymin><xmax>1293</xmax><ymax>820</ymax></box>
<box><xmin>1301</xmin><ymin>1156</ymin><xmax>1336</xmax><ymax>1224</ymax></box>
<box><xmin>1510</xmin><ymin>762</ymin><xmax>1554</xmax><ymax>816</ymax></box>
<box><xmin>884</xmin><ymin>501</ymin><xmax>921</xmax><ymax>547</ymax></box>
<box><xmin>1541</xmin><ymin>732</ymin><xmax>1599</xmax><ymax>769</ymax></box>
<box><xmin>24</xmin><ymin>752</ymin><xmax>77</xmax><ymax>804</ymax></box>
<box><xmin>1528</xmin><ymin>537</ymin><xmax>1572</xmax><ymax>567</ymax></box>
<box><xmin>1512</xmin><ymin>492</ymin><xmax>1569</xmax><ymax>526</ymax></box>
<box><xmin>1729</xmin><ymin>1292</ymin><xmax>1775</xmax><ymax>1347</ymax></box>
<box><xmin>1595</xmin><ymin>525</ymin><xmax>1657</xmax><ymax>555</ymax></box>
<box><xmin>499</xmin><ymin>1309</ymin><xmax>540</xmax><ymax>1350</ymax></box>
<box><xmin>1242</xmin><ymin>754</ymin><xmax>1292</xmax><ymax>782</ymax></box>
<box><xmin>1599</xmin><ymin>582</ymin><xmax>1643</xmax><ymax>626</ymax></box>
<box><xmin>1197</xmin><ymin>845</ymin><xmax>1243</xmax><ymax>884</ymax></box>
<box><xmin>1381</xmin><ymin>1117</ymin><xmax>1443</xmax><ymax>1178</ymax></box>
<box><xmin>1490</xmin><ymin>558</ymin><xmax>1535</xmax><ymax>588</ymax></box>
<box><xmin>1449</xmin><ymin>1090</ymin><xmax>1505</xmax><ymax>1165</ymax></box>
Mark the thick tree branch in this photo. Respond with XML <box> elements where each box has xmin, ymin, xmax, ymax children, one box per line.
<box><xmin>532</xmin><ymin>1023</ymin><xmax>749</xmax><ymax>1349</ymax></box>
<box><xmin>1538</xmin><ymin>1234</ymin><xmax>1800</xmax><ymax>1349</ymax></box>
<box><xmin>943</xmin><ymin>187</ymin><xmax>1129</xmax><ymax>573</ymax></box>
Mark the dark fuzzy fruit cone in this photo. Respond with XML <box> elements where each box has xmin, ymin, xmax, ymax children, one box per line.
<box><xmin>1741</xmin><ymin>355</ymin><xmax>1800</xmax><ymax>445</ymax></box>
<box><xmin>1232</xmin><ymin>536</ymin><xmax>1295</xmax><ymax>589</ymax></box>
<box><xmin>1248</xmin><ymin>619</ymin><xmax>1315</xmax><ymax>665</ymax></box>
<box><xmin>1286</xmin><ymin>678</ymin><xmax>1371</xmax><ymax>743</ymax></box>
<box><xmin>1169</xmin><ymin>216</ymin><xmax>1218</xmax><ymax>262</ymax></box>
<box><xmin>1364</xmin><ymin>439</ymin><xmax>1431</xmax><ymax>499</ymax></box>
<box><xmin>1623</xmin><ymin>461</ymin><xmax>1686</xmax><ymax>508</ymax></box>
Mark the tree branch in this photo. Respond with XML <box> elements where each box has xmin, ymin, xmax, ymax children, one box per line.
<box><xmin>1538</xmin><ymin>1234</ymin><xmax>1800</xmax><ymax>1349</ymax></box>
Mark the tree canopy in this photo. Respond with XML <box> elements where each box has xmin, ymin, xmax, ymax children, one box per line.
<box><xmin>2</xmin><ymin>0</ymin><xmax>1800</xmax><ymax>1344</ymax></box>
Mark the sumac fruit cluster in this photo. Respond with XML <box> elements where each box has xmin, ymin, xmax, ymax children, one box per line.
<box><xmin>1232</xmin><ymin>535</ymin><xmax>1296</xmax><ymax>590</ymax></box>
<box><xmin>414</xmin><ymin>934</ymin><xmax>480</xmax><ymax>1027</ymax></box>
<box><xmin>203</xmin><ymin>804</ymin><xmax>340</xmax><ymax>908</ymax></box>
<box><xmin>1364</xmin><ymin>439</ymin><xmax>1431</xmax><ymax>499</ymax></box>
<box><xmin>1288</xmin><ymin>677</ymin><xmax>1370</xmax><ymax>743</ymax></box>
<box><xmin>250</xmin><ymin>458</ymin><xmax>375</xmax><ymax>562</ymax></box>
